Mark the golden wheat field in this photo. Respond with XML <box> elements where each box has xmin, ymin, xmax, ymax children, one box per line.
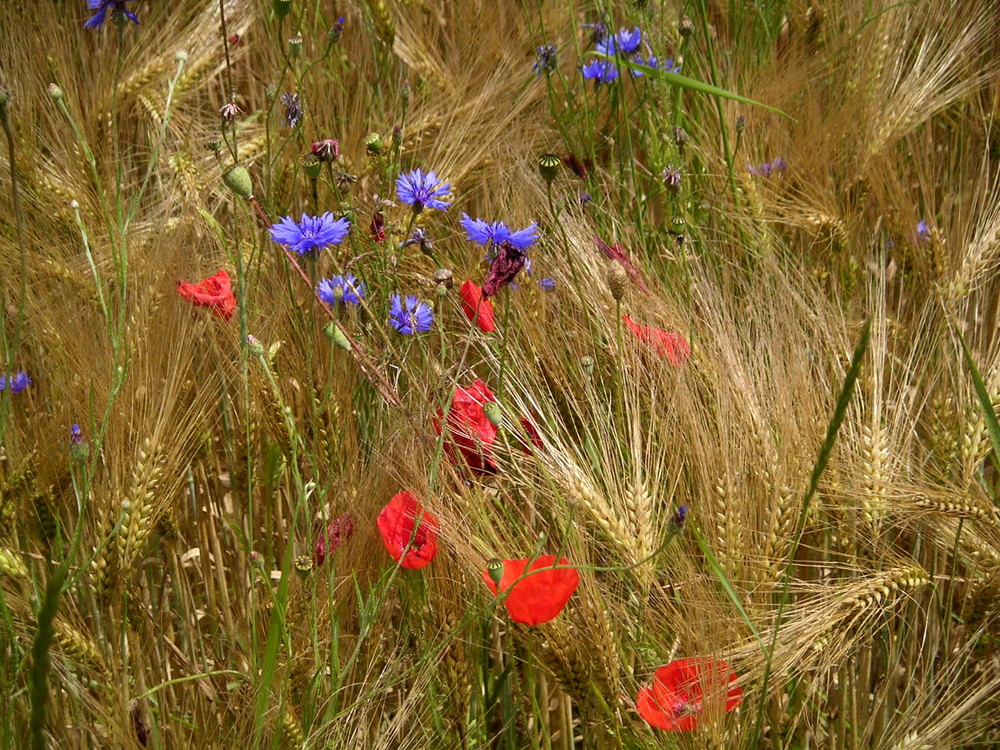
<box><xmin>2</xmin><ymin>0</ymin><xmax>1000</xmax><ymax>747</ymax></box>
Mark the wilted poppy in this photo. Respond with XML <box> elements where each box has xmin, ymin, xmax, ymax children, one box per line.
<box><xmin>434</xmin><ymin>380</ymin><xmax>499</xmax><ymax>474</ymax></box>
<box><xmin>176</xmin><ymin>269</ymin><xmax>237</xmax><ymax>321</ymax></box>
<box><xmin>314</xmin><ymin>512</ymin><xmax>355</xmax><ymax>567</ymax></box>
<box><xmin>482</xmin><ymin>241</ymin><xmax>526</xmax><ymax>297</ymax></box>
<box><xmin>376</xmin><ymin>492</ymin><xmax>439</xmax><ymax>569</ymax></box>
<box><xmin>483</xmin><ymin>554</ymin><xmax>580</xmax><ymax>625</ymax></box>
<box><xmin>636</xmin><ymin>658</ymin><xmax>743</xmax><ymax>732</ymax></box>
<box><xmin>370</xmin><ymin>209</ymin><xmax>386</xmax><ymax>242</ymax></box>
<box><xmin>459</xmin><ymin>280</ymin><xmax>497</xmax><ymax>332</ymax></box>
<box><xmin>623</xmin><ymin>315</ymin><xmax>690</xmax><ymax>366</ymax></box>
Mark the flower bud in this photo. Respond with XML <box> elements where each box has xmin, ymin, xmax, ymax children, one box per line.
<box><xmin>364</xmin><ymin>132</ymin><xmax>383</xmax><ymax>156</ymax></box>
<box><xmin>607</xmin><ymin>260</ymin><xmax>629</xmax><ymax>302</ymax></box>
<box><xmin>246</xmin><ymin>335</ymin><xmax>265</xmax><ymax>358</ymax></box>
<box><xmin>273</xmin><ymin>0</ymin><xmax>292</xmax><ymax>18</ymax></box>
<box><xmin>538</xmin><ymin>153</ymin><xmax>561</xmax><ymax>184</ymax></box>
<box><xmin>483</xmin><ymin>401</ymin><xmax>502</xmax><ymax>427</ymax></box>
<box><xmin>223</xmin><ymin>165</ymin><xmax>254</xmax><ymax>198</ymax></box>
<box><xmin>436</xmin><ymin>285</ymin><xmax>449</xmax><ymax>299</ymax></box>
<box><xmin>47</xmin><ymin>83</ymin><xmax>64</xmax><ymax>101</ymax></box>
<box><xmin>735</xmin><ymin>115</ymin><xmax>746</xmax><ymax>135</ymax></box>
<box><xmin>679</xmin><ymin>17</ymin><xmax>694</xmax><ymax>39</ymax></box>
<box><xmin>391</xmin><ymin>125</ymin><xmax>402</xmax><ymax>149</ymax></box>
<box><xmin>300</xmin><ymin>153</ymin><xmax>322</xmax><ymax>178</ymax></box>
<box><xmin>486</xmin><ymin>558</ymin><xmax>504</xmax><ymax>586</ymax></box>
<box><xmin>324</xmin><ymin>322</ymin><xmax>352</xmax><ymax>350</ymax></box>
<box><xmin>328</xmin><ymin>16</ymin><xmax>345</xmax><ymax>43</ymax></box>
<box><xmin>433</xmin><ymin>268</ymin><xmax>453</xmax><ymax>289</ymax></box>
<box><xmin>580</xmin><ymin>356</ymin><xmax>595</xmax><ymax>378</ymax></box>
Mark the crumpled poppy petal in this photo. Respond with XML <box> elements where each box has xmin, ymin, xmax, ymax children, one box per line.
<box><xmin>459</xmin><ymin>280</ymin><xmax>497</xmax><ymax>332</ymax></box>
<box><xmin>177</xmin><ymin>269</ymin><xmax>237</xmax><ymax>321</ymax></box>
<box><xmin>376</xmin><ymin>491</ymin><xmax>439</xmax><ymax>569</ymax></box>
<box><xmin>434</xmin><ymin>379</ymin><xmax>499</xmax><ymax>475</ymax></box>
<box><xmin>482</xmin><ymin>555</ymin><xmax>579</xmax><ymax>625</ymax></box>
<box><xmin>623</xmin><ymin>315</ymin><xmax>690</xmax><ymax>366</ymax></box>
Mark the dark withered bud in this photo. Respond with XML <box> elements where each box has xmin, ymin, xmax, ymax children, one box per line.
<box><xmin>679</xmin><ymin>17</ymin><xmax>694</xmax><ymax>39</ymax></box>
<box><xmin>482</xmin><ymin>241</ymin><xmax>526</xmax><ymax>297</ymax></box>
<box><xmin>433</xmin><ymin>268</ymin><xmax>453</xmax><ymax>289</ymax></box>
<box><xmin>328</xmin><ymin>16</ymin><xmax>345</xmax><ymax>43</ymax></box>
<box><xmin>735</xmin><ymin>115</ymin><xmax>746</xmax><ymax>135</ymax></box>
<box><xmin>662</xmin><ymin>164</ymin><xmax>681</xmax><ymax>194</ymax></box>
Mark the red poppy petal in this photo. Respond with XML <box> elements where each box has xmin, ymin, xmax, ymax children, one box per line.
<box><xmin>636</xmin><ymin>686</ymin><xmax>673</xmax><ymax>730</ymax></box>
<box><xmin>376</xmin><ymin>492</ymin><xmax>439</xmax><ymax>569</ymax></box>
<box><xmin>459</xmin><ymin>281</ymin><xmax>497</xmax><ymax>333</ymax></box>
<box><xmin>499</xmin><ymin>555</ymin><xmax>579</xmax><ymax>625</ymax></box>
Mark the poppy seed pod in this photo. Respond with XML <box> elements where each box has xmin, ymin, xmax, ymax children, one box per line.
<box><xmin>300</xmin><ymin>153</ymin><xmax>322</xmax><ymax>178</ymax></box>
<box><xmin>364</xmin><ymin>132</ymin><xmax>383</xmax><ymax>156</ymax></box>
<box><xmin>538</xmin><ymin>153</ymin><xmax>561</xmax><ymax>184</ymax></box>
<box><xmin>324</xmin><ymin>322</ymin><xmax>352</xmax><ymax>350</ymax></box>
<box><xmin>483</xmin><ymin>401</ymin><xmax>502</xmax><ymax>427</ymax></box>
<box><xmin>223</xmin><ymin>165</ymin><xmax>253</xmax><ymax>198</ymax></box>
<box><xmin>486</xmin><ymin>558</ymin><xmax>504</xmax><ymax>586</ymax></box>
<box><xmin>580</xmin><ymin>356</ymin><xmax>595</xmax><ymax>378</ymax></box>
<box><xmin>273</xmin><ymin>0</ymin><xmax>291</xmax><ymax>18</ymax></box>
<box><xmin>607</xmin><ymin>260</ymin><xmax>629</xmax><ymax>301</ymax></box>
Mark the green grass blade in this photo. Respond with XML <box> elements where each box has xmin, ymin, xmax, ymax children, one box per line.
<box><xmin>692</xmin><ymin>525</ymin><xmax>764</xmax><ymax>648</ymax></box>
<box><xmin>956</xmin><ymin>327</ymin><xmax>1000</xmax><ymax>491</ymax></box>
<box><xmin>592</xmin><ymin>53</ymin><xmax>793</xmax><ymax>120</ymax></box>
<box><xmin>752</xmin><ymin>316</ymin><xmax>872</xmax><ymax>745</ymax></box>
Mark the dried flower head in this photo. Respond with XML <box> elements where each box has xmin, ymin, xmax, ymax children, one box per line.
<box><xmin>280</xmin><ymin>92</ymin><xmax>303</xmax><ymax>128</ymax></box>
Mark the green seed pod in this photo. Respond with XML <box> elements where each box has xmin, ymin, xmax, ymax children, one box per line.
<box><xmin>483</xmin><ymin>401</ymin><xmax>502</xmax><ymax>427</ymax></box>
<box><xmin>223</xmin><ymin>165</ymin><xmax>253</xmax><ymax>198</ymax></box>
<box><xmin>324</xmin><ymin>322</ymin><xmax>352</xmax><ymax>350</ymax></box>
<box><xmin>486</xmin><ymin>558</ymin><xmax>504</xmax><ymax>587</ymax></box>
<box><xmin>273</xmin><ymin>0</ymin><xmax>292</xmax><ymax>19</ymax></box>
<box><xmin>300</xmin><ymin>153</ymin><xmax>322</xmax><ymax>178</ymax></box>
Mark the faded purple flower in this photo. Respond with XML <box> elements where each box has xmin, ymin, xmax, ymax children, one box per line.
<box><xmin>281</xmin><ymin>92</ymin><xmax>303</xmax><ymax>128</ymax></box>
<box><xmin>314</xmin><ymin>512</ymin><xmax>355</xmax><ymax>566</ymax></box>
<box><xmin>483</xmin><ymin>241</ymin><xmax>526</xmax><ymax>297</ymax></box>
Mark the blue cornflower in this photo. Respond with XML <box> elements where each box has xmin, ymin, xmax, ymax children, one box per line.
<box><xmin>71</xmin><ymin>424</ymin><xmax>83</xmax><ymax>444</ymax></box>
<box><xmin>388</xmin><ymin>294</ymin><xmax>434</xmax><ymax>335</ymax></box>
<box><xmin>748</xmin><ymin>158</ymin><xmax>788</xmax><ymax>178</ymax></box>
<box><xmin>582</xmin><ymin>58</ymin><xmax>619</xmax><ymax>84</ymax></box>
<box><xmin>537</xmin><ymin>278</ymin><xmax>556</xmax><ymax>291</ymax></box>
<box><xmin>595</xmin><ymin>27</ymin><xmax>642</xmax><ymax>56</ymax></box>
<box><xmin>534</xmin><ymin>44</ymin><xmax>557</xmax><ymax>76</ymax></box>
<box><xmin>269</xmin><ymin>213</ymin><xmax>350</xmax><ymax>256</ymax></box>
<box><xmin>396</xmin><ymin>169</ymin><xmax>452</xmax><ymax>213</ymax></box>
<box><xmin>917</xmin><ymin>220</ymin><xmax>931</xmax><ymax>241</ymax></box>
<box><xmin>317</xmin><ymin>274</ymin><xmax>366</xmax><ymax>306</ymax></box>
<box><xmin>0</xmin><ymin>371</ymin><xmax>32</xmax><ymax>394</ymax></box>
<box><xmin>84</xmin><ymin>0</ymin><xmax>139</xmax><ymax>29</ymax></box>
<box><xmin>461</xmin><ymin>214</ymin><xmax>539</xmax><ymax>250</ymax></box>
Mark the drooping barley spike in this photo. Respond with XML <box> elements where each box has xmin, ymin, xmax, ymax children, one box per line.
<box><xmin>839</xmin><ymin>566</ymin><xmax>930</xmax><ymax>616</ymax></box>
<box><xmin>861</xmin><ymin>423</ymin><xmax>890</xmax><ymax>525</ymax></box>
<box><xmin>964</xmin><ymin>568</ymin><xmax>1000</xmax><ymax>627</ymax></box>
<box><xmin>0</xmin><ymin>547</ymin><xmax>29</xmax><ymax>579</ymax></box>
<box><xmin>54</xmin><ymin>618</ymin><xmax>106</xmax><ymax>674</ymax></box>
<box><xmin>116</xmin><ymin>438</ymin><xmax>165</xmax><ymax>577</ymax></box>
<box><xmin>278</xmin><ymin>704</ymin><xmax>305</xmax><ymax>748</ymax></box>
<box><xmin>536</xmin><ymin>621</ymin><xmax>592</xmax><ymax>707</ymax></box>
<box><xmin>563</xmin><ymin>468</ymin><xmax>632</xmax><ymax>556</ymax></box>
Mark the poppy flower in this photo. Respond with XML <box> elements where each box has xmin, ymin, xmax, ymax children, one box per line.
<box><xmin>623</xmin><ymin>315</ymin><xmax>690</xmax><ymax>366</ymax></box>
<box><xmin>483</xmin><ymin>555</ymin><xmax>580</xmax><ymax>625</ymax></box>
<box><xmin>636</xmin><ymin>658</ymin><xmax>743</xmax><ymax>732</ymax></box>
<box><xmin>517</xmin><ymin>416</ymin><xmax>543</xmax><ymax>454</ymax></box>
<box><xmin>176</xmin><ymin>269</ymin><xmax>237</xmax><ymax>321</ymax></box>
<box><xmin>434</xmin><ymin>380</ymin><xmax>499</xmax><ymax>474</ymax></box>
<box><xmin>459</xmin><ymin>280</ymin><xmax>497</xmax><ymax>333</ymax></box>
<box><xmin>375</xmin><ymin>492</ymin><xmax>439</xmax><ymax>569</ymax></box>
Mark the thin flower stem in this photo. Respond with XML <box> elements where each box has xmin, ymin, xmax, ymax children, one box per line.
<box><xmin>0</xmin><ymin>95</ymin><xmax>28</xmax><ymax>381</ymax></box>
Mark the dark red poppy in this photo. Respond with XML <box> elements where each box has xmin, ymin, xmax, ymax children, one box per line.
<box><xmin>636</xmin><ymin>658</ymin><xmax>743</xmax><ymax>731</ymax></box>
<box><xmin>370</xmin><ymin>209</ymin><xmax>386</xmax><ymax>242</ymax></box>
<box><xmin>459</xmin><ymin>280</ymin><xmax>497</xmax><ymax>332</ymax></box>
<box><xmin>517</xmin><ymin>416</ymin><xmax>543</xmax><ymax>454</ymax></box>
<box><xmin>176</xmin><ymin>269</ymin><xmax>237</xmax><ymax>321</ymax></box>
<box><xmin>482</xmin><ymin>555</ymin><xmax>580</xmax><ymax>625</ymax></box>
<box><xmin>594</xmin><ymin>237</ymin><xmax>651</xmax><ymax>295</ymax></box>
<box><xmin>482</xmin><ymin>242</ymin><xmax>526</xmax><ymax>297</ymax></box>
<box><xmin>314</xmin><ymin>512</ymin><xmax>355</xmax><ymax>567</ymax></box>
<box><xmin>564</xmin><ymin>153</ymin><xmax>593</xmax><ymax>180</ymax></box>
<box><xmin>375</xmin><ymin>492</ymin><xmax>439</xmax><ymax>569</ymax></box>
<box><xmin>433</xmin><ymin>380</ymin><xmax>499</xmax><ymax>474</ymax></box>
<box><xmin>228</xmin><ymin>33</ymin><xmax>242</xmax><ymax>46</ymax></box>
<box><xmin>623</xmin><ymin>316</ymin><xmax>690</xmax><ymax>366</ymax></box>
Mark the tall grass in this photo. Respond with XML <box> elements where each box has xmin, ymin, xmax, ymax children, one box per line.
<box><xmin>2</xmin><ymin>0</ymin><xmax>1000</xmax><ymax>747</ymax></box>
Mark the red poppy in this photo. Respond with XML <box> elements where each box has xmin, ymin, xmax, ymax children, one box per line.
<box><xmin>375</xmin><ymin>492</ymin><xmax>439</xmax><ymax>569</ymax></box>
<box><xmin>517</xmin><ymin>416</ymin><xmax>543</xmax><ymax>454</ymax></box>
<box><xmin>483</xmin><ymin>555</ymin><xmax>580</xmax><ymax>625</ymax></box>
<box><xmin>176</xmin><ymin>269</ymin><xmax>237</xmax><ymax>321</ymax></box>
<box><xmin>636</xmin><ymin>658</ymin><xmax>743</xmax><ymax>732</ymax></box>
<box><xmin>433</xmin><ymin>380</ymin><xmax>499</xmax><ymax>474</ymax></box>
<box><xmin>314</xmin><ymin>512</ymin><xmax>355</xmax><ymax>567</ymax></box>
<box><xmin>370</xmin><ymin>209</ymin><xmax>386</xmax><ymax>242</ymax></box>
<box><xmin>459</xmin><ymin>280</ymin><xmax>497</xmax><ymax>332</ymax></box>
<box><xmin>623</xmin><ymin>315</ymin><xmax>690</xmax><ymax>366</ymax></box>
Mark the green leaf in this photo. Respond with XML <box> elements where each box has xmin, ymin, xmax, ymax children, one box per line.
<box><xmin>956</xmin><ymin>327</ymin><xmax>1000</xmax><ymax>493</ymax></box>
<box><xmin>592</xmin><ymin>53</ymin><xmax>794</xmax><ymax>120</ymax></box>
